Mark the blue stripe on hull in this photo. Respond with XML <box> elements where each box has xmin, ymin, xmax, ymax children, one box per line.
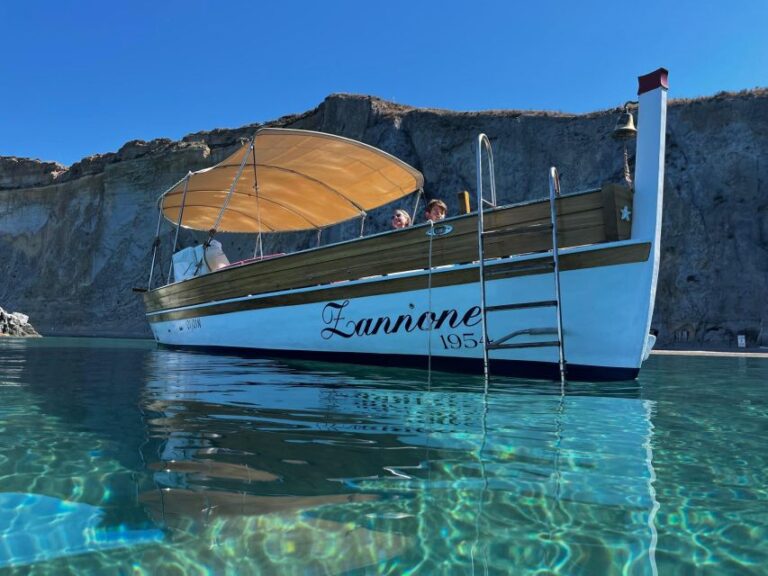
<box><xmin>157</xmin><ymin>344</ymin><xmax>639</xmax><ymax>382</ymax></box>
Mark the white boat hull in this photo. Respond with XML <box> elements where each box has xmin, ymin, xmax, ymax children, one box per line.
<box><xmin>148</xmin><ymin>241</ymin><xmax>654</xmax><ymax>381</ymax></box>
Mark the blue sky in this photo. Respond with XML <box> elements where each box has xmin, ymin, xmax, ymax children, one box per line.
<box><xmin>1</xmin><ymin>0</ymin><xmax>766</xmax><ymax>166</ymax></box>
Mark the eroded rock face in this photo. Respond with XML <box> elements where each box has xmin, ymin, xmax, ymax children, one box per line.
<box><xmin>0</xmin><ymin>307</ymin><xmax>40</xmax><ymax>337</ymax></box>
<box><xmin>0</xmin><ymin>90</ymin><xmax>766</xmax><ymax>347</ymax></box>
<box><xmin>0</xmin><ymin>157</ymin><xmax>66</xmax><ymax>189</ymax></box>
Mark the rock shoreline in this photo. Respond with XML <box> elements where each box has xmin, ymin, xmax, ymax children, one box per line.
<box><xmin>0</xmin><ymin>307</ymin><xmax>40</xmax><ymax>337</ymax></box>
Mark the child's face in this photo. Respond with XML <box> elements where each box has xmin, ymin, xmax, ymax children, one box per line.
<box><xmin>426</xmin><ymin>205</ymin><xmax>446</xmax><ymax>222</ymax></box>
<box><xmin>392</xmin><ymin>211</ymin><xmax>409</xmax><ymax>228</ymax></box>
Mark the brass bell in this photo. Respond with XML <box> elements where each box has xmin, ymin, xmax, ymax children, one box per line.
<box><xmin>613</xmin><ymin>104</ymin><xmax>637</xmax><ymax>140</ymax></box>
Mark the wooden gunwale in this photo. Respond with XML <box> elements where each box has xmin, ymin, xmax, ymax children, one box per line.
<box><xmin>147</xmin><ymin>242</ymin><xmax>651</xmax><ymax>323</ymax></box>
<box><xmin>145</xmin><ymin>186</ymin><xmax>630</xmax><ymax>314</ymax></box>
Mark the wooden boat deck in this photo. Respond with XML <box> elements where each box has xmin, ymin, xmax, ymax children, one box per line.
<box><xmin>144</xmin><ymin>184</ymin><xmax>632</xmax><ymax>313</ymax></box>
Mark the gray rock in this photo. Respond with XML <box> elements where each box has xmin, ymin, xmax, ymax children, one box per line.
<box><xmin>0</xmin><ymin>89</ymin><xmax>766</xmax><ymax>349</ymax></box>
<box><xmin>0</xmin><ymin>157</ymin><xmax>66</xmax><ymax>189</ymax></box>
<box><xmin>0</xmin><ymin>307</ymin><xmax>40</xmax><ymax>337</ymax></box>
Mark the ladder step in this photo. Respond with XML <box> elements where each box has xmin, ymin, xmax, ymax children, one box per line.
<box><xmin>488</xmin><ymin>340</ymin><xmax>561</xmax><ymax>350</ymax></box>
<box><xmin>486</xmin><ymin>300</ymin><xmax>558</xmax><ymax>312</ymax></box>
<box><xmin>478</xmin><ymin>166</ymin><xmax>567</xmax><ymax>380</ymax></box>
<box><xmin>491</xmin><ymin>327</ymin><xmax>558</xmax><ymax>346</ymax></box>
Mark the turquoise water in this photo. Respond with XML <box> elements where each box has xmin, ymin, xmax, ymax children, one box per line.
<box><xmin>0</xmin><ymin>338</ymin><xmax>766</xmax><ymax>575</ymax></box>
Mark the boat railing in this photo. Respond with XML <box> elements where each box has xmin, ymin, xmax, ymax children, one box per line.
<box><xmin>547</xmin><ymin>167</ymin><xmax>566</xmax><ymax>381</ymax></box>
<box><xmin>475</xmin><ymin>133</ymin><xmax>497</xmax><ymax>210</ymax></box>
<box><xmin>475</xmin><ymin>133</ymin><xmax>496</xmax><ymax>380</ymax></box>
<box><xmin>144</xmin><ymin>183</ymin><xmax>634</xmax><ymax>312</ymax></box>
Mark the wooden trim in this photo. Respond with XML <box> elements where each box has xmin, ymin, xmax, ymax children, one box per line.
<box><xmin>601</xmin><ymin>183</ymin><xmax>634</xmax><ymax>241</ymax></box>
<box><xmin>148</xmin><ymin>242</ymin><xmax>650</xmax><ymax>323</ymax></box>
<box><xmin>145</xmin><ymin>186</ymin><xmax>632</xmax><ymax>314</ymax></box>
<box><xmin>601</xmin><ymin>183</ymin><xmax>620</xmax><ymax>241</ymax></box>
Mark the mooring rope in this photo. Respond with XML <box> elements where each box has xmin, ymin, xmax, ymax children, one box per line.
<box><xmin>412</xmin><ymin>218</ymin><xmax>436</xmax><ymax>574</ymax></box>
<box><xmin>426</xmin><ymin>220</ymin><xmax>435</xmax><ymax>389</ymax></box>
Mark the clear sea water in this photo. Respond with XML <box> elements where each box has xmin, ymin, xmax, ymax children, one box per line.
<box><xmin>0</xmin><ymin>337</ymin><xmax>766</xmax><ymax>575</ymax></box>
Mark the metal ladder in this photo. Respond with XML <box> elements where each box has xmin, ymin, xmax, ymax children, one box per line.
<box><xmin>476</xmin><ymin>134</ymin><xmax>566</xmax><ymax>382</ymax></box>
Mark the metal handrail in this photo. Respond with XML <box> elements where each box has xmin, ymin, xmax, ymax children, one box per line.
<box><xmin>476</xmin><ymin>133</ymin><xmax>497</xmax><ymax>382</ymax></box>
<box><xmin>476</xmin><ymin>134</ymin><xmax>497</xmax><ymax>209</ymax></box>
<box><xmin>548</xmin><ymin>167</ymin><xmax>566</xmax><ymax>382</ymax></box>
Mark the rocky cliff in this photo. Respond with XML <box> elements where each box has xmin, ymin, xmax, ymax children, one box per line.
<box><xmin>1</xmin><ymin>90</ymin><xmax>766</xmax><ymax>347</ymax></box>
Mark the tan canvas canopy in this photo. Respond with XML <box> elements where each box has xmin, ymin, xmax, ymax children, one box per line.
<box><xmin>160</xmin><ymin>128</ymin><xmax>424</xmax><ymax>233</ymax></box>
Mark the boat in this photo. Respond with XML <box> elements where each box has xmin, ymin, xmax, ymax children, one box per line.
<box><xmin>141</xmin><ymin>68</ymin><xmax>669</xmax><ymax>382</ymax></box>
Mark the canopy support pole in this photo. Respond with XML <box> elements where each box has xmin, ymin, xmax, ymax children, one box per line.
<box><xmin>359</xmin><ymin>212</ymin><xmax>367</xmax><ymax>237</ymax></box>
<box><xmin>208</xmin><ymin>138</ymin><xmax>255</xmax><ymax>246</ymax></box>
<box><xmin>147</xmin><ymin>202</ymin><xmax>165</xmax><ymax>290</ymax></box>
<box><xmin>411</xmin><ymin>188</ymin><xmax>424</xmax><ymax>226</ymax></box>
<box><xmin>253</xmin><ymin>233</ymin><xmax>263</xmax><ymax>259</ymax></box>
<box><xmin>316</xmin><ymin>229</ymin><xmax>322</xmax><ymax>247</ymax></box>
<box><xmin>168</xmin><ymin>173</ymin><xmax>191</xmax><ymax>282</ymax></box>
<box><xmin>251</xmin><ymin>142</ymin><xmax>264</xmax><ymax>260</ymax></box>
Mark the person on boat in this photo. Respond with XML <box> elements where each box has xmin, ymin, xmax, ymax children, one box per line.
<box><xmin>424</xmin><ymin>199</ymin><xmax>447</xmax><ymax>222</ymax></box>
<box><xmin>203</xmin><ymin>238</ymin><xmax>230</xmax><ymax>271</ymax></box>
<box><xmin>391</xmin><ymin>209</ymin><xmax>412</xmax><ymax>229</ymax></box>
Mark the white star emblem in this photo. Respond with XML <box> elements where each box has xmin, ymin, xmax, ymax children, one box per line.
<box><xmin>620</xmin><ymin>205</ymin><xmax>632</xmax><ymax>221</ymax></box>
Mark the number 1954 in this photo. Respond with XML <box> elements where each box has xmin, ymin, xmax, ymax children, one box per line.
<box><xmin>439</xmin><ymin>333</ymin><xmax>481</xmax><ymax>349</ymax></box>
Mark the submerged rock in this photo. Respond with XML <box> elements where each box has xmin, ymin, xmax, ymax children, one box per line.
<box><xmin>0</xmin><ymin>307</ymin><xmax>40</xmax><ymax>337</ymax></box>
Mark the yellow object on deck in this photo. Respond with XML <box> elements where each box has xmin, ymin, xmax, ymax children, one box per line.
<box><xmin>457</xmin><ymin>190</ymin><xmax>471</xmax><ymax>214</ymax></box>
<box><xmin>160</xmin><ymin>128</ymin><xmax>424</xmax><ymax>233</ymax></box>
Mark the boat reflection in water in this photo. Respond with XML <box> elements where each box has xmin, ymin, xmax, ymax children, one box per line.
<box><xmin>139</xmin><ymin>349</ymin><xmax>659</xmax><ymax>574</ymax></box>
